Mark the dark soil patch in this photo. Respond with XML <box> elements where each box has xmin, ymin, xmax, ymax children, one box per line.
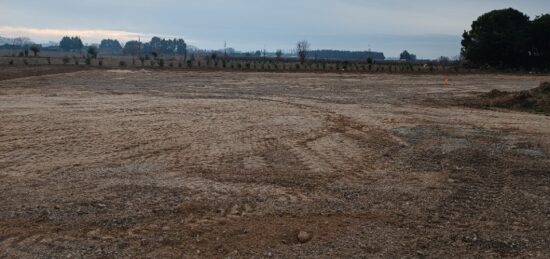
<box><xmin>0</xmin><ymin>65</ymin><xmax>93</xmax><ymax>81</ymax></box>
<box><xmin>468</xmin><ymin>82</ymin><xmax>550</xmax><ymax>114</ymax></box>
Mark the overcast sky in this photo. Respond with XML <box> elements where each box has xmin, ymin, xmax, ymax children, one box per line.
<box><xmin>0</xmin><ymin>0</ymin><xmax>548</xmax><ymax>58</ymax></box>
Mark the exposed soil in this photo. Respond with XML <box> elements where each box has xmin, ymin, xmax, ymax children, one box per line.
<box><xmin>465</xmin><ymin>82</ymin><xmax>550</xmax><ymax>115</ymax></box>
<box><xmin>0</xmin><ymin>65</ymin><xmax>92</xmax><ymax>81</ymax></box>
<box><xmin>0</xmin><ymin>69</ymin><xmax>549</xmax><ymax>258</ymax></box>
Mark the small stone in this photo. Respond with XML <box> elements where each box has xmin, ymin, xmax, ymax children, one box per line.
<box><xmin>229</xmin><ymin>205</ymin><xmax>240</xmax><ymax>215</ymax></box>
<box><xmin>87</xmin><ymin>229</ymin><xmax>100</xmax><ymax>236</ymax></box>
<box><xmin>297</xmin><ymin>231</ymin><xmax>312</xmax><ymax>243</ymax></box>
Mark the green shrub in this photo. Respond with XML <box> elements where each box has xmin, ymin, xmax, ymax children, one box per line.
<box><xmin>87</xmin><ymin>46</ymin><xmax>98</xmax><ymax>59</ymax></box>
<box><xmin>62</xmin><ymin>56</ymin><xmax>70</xmax><ymax>65</ymax></box>
<box><xmin>119</xmin><ymin>61</ymin><xmax>127</xmax><ymax>67</ymax></box>
<box><xmin>8</xmin><ymin>60</ymin><xmax>13</xmax><ymax>65</ymax></box>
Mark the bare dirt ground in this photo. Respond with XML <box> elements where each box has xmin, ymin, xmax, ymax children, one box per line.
<box><xmin>0</xmin><ymin>68</ymin><xmax>549</xmax><ymax>258</ymax></box>
<box><xmin>0</xmin><ymin>65</ymin><xmax>91</xmax><ymax>81</ymax></box>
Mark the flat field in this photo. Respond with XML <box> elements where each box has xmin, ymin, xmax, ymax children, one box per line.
<box><xmin>1</xmin><ymin>68</ymin><xmax>549</xmax><ymax>257</ymax></box>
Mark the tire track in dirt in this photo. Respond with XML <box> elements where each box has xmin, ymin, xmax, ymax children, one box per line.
<box><xmin>0</xmin><ymin>223</ymin><xmax>52</xmax><ymax>258</ymax></box>
<box><xmin>3</xmin><ymin>71</ymin><xmax>550</xmax><ymax>257</ymax></box>
<box><xmin>251</xmin><ymin>97</ymin><xmax>400</xmax><ymax>187</ymax></box>
<box><xmin>422</xmin><ymin>146</ymin><xmax>517</xmax><ymax>255</ymax></box>
<box><xmin>438</xmin><ymin>165</ymin><xmax>508</xmax><ymax>224</ymax></box>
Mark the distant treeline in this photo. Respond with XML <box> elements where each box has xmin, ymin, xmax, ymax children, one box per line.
<box><xmin>123</xmin><ymin>37</ymin><xmax>187</xmax><ymax>56</ymax></box>
<box><xmin>99</xmin><ymin>39</ymin><xmax>123</xmax><ymax>54</ymax></box>
<box><xmin>308</xmin><ymin>50</ymin><xmax>385</xmax><ymax>61</ymax></box>
<box><xmin>60</xmin><ymin>36</ymin><xmax>84</xmax><ymax>51</ymax></box>
<box><xmin>1</xmin><ymin>35</ymin><xmax>390</xmax><ymax>62</ymax></box>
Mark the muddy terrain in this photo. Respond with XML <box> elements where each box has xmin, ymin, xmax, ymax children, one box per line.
<box><xmin>0</xmin><ymin>69</ymin><xmax>549</xmax><ymax>258</ymax></box>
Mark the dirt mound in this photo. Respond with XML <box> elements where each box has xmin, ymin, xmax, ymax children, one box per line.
<box><xmin>477</xmin><ymin>82</ymin><xmax>550</xmax><ymax>114</ymax></box>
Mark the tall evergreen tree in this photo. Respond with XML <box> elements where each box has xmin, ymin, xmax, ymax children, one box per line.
<box><xmin>461</xmin><ymin>8</ymin><xmax>531</xmax><ymax>68</ymax></box>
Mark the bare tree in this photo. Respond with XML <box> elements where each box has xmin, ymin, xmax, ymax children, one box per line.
<box><xmin>296</xmin><ymin>40</ymin><xmax>310</xmax><ymax>64</ymax></box>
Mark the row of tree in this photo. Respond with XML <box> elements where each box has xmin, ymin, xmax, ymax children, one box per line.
<box><xmin>99</xmin><ymin>39</ymin><xmax>123</xmax><ymax>54</ymax></box>
<box><xmin>461</xmin><ymin>8</ymin><xmax>550</xmax><ymax>68</ymax></box>
<box><xmin>9</xmin><ymin>35</ymin><xmax>392</xmax><ymax>63</ymax></box>
<box><xmin>399</xmin><ymin>50</ymin><xmax>417</xmax><ymax>61</ymax></box>
<box><xmin>59</xmin><ymin>36</ymin><xmax>84</xmax><ymax>52</ymax></box>
<box><xmin>58</xmin><ymin>36</ymin><xmax>188</xmax><ymax>57</ymax></box>
<box><xmin>308</xmin><ymin>49</ymin><xmax>385</xmax><ymax>61</ymax></box>
<box><xmin>122</xmin><ymin>37</ymin><xmax>187</xmax><ymax>56</ymax></box>
<box><xmin>6</xmin><ymin>35</ymin><xmax>389</xmax><ymax>63</ymax></box>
